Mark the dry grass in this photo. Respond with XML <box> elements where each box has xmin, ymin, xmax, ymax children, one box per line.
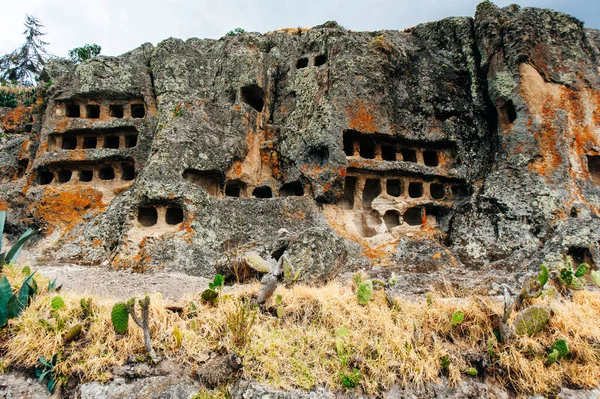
<box><xmin>1</xmin><ymin>265</ymin><xmax>600</xmax><ymax>396</ymax></box>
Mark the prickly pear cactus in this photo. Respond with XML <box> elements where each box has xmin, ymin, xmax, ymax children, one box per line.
<box><xmin>111</xmin><ymin>302</ymin><xmax>129</xmax><ymax>334</ymax></box>
<box><xmin>50</xmin><ymin>296</ymin><xmax>65</xmax><ymax>310</ymax></box>
<box><xmin>514</xmin><ymin>306</ymin><xmax>550</xmax><ymax>336</ymax></box>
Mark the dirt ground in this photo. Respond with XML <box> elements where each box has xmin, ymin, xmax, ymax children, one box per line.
<box><xmin>35</xmin><ymin>265</ymin><xmax>211</xmax><ymax>301</ymax></box>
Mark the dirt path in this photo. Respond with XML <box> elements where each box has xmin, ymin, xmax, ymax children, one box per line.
<box><xmin>35</xmin><ymin>265</ymin><xmax>211</xmax><ymax>301</ymax></box>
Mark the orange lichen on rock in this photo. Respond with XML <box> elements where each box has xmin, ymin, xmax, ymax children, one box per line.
<box><xmin>347</xmin><ymin>100</ymin><xmax>377</xmax><ymax>133</ymax></box>
<box><xmin>32</xmin><ymin>187</ymin><xmax>105</xmax><ymax>234</ymax></box>
<box><xmin>1</xmin><ymin>106</ymin><xmax>31</xmax><ymax>132</ymax></box>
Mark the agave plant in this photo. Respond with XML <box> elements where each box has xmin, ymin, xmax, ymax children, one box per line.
<box><xmin>0</xmin><ymin>209</ymin><xmax>37</xmax><ymax>268</ymax></box>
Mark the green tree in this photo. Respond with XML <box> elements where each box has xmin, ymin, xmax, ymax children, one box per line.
<box><xmin>68</xmin><ymin>44</ymin><xmax>101</xmax><ymax>64</ymax></box>
<box><xmin>225</xmin><ymin>27</ymin><xmax>246</xmax><ymax>37</ymax></box>
<box><xmin>0</xmin><ymin>15</ymin><xmax>49</xmax><ymax>86</ymax></box>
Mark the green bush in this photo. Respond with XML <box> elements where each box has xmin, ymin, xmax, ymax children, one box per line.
<box><xmin>340</xmin><ymin>368</ymin><xmax>361</xmax><ymax>388</ymax></box>
<box><xmin>225</xmin><ymin>28</ymin><xmax>246</xmax><ymax>37</ymax></box>
<box><xmin>110</xmin><ymin>302</ymin><xmax>129</xmax><ymax>334</ymax></box>
<box><xmin>0</xmin><ymin>92</ymin><xmax>17</xmax><ymax>107</ymax></box>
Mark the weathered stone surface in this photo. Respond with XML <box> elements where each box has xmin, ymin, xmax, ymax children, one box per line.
<box><xmin>0</xmin><ymin>2</ymin><xmax>599</xmax><ymax>286</ymax></box>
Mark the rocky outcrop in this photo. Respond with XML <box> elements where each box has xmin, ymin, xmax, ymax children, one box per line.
<box><xmin>0</xmin><ymin>2</ymin><xmax>599</xmax><ymax>282</ymax></box>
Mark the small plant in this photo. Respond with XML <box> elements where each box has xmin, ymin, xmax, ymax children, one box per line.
<box><xmin>225</xmin><ymin>298</ymin><xmax>257</xmax><ymax>352</ymax></box>
<box><xmin>451</xmin><ymin>310</ymin><xmax>465</xmax><ymax>327</ymax></box>
<box><xmin>0</xmin><ymin>91</ymin><xmax>17</xmax><ymax>107</ymax></box>
<box><xmin>172</xmin><ymin>103</ymin><xmax>184</xmax><ymax>117</ymax></box>
<box><xmin>225</xmin><ymin>27</ymin><xmax>246</xmax><ymax>37</ymax></box>
<box><xmin>201</xmin><ymin>274</ymin><xmax>224</xmax><ymax>304</ymax></box>
<box><xmin>0</xmin><ymin>210</ymin><xmax>37</xmax><ymax>269</ymax></box>
<box><xmin>339</xmin><ymin>367</ymin><xmax>361</xmax><ymax>388</ymax></box>
<box><xmin>50</xmin><ymin>295</ymin><xmax>65</xmax><ymax>310</ymax></box>
<box><xmin>440</xmin><ymin>355</ymin><xmax>451</xmax><ymax>369</ymax></box>
<box><xmin>356</xmin><ymin>280</ymin><xmax>373</xmax><ymax>305</ymax></box>
<box><xmin>335</xmin><ymin>325</ymin><xmax>350</xmax><ymax>357</ymax></box>
<box><xmin>173</xmin><ymin>325</ymin><xmax>183</xmax><ymax>348</ymax></box>
<box><xmin>547</xmin><ymin>339</ymin><xmax>569</xmax><ymax>366</ymax></box>
<box><xmin>275</xmin><ymin>294</ymin><xmax>284</xmax><ymax>318</ymax></box>
<box><xmin>466</xmin><ymin>367</ymin><xmax>478</xmax><ymax>377</ymax></box>
<box><xmin>110</xmin><ymin>302</ymin><xmax>129</xmax><ymax>334</ymax></box>
<box><xmin>80</xmin><ymin>297</ymin><xmax>93</xmax><ymax>319</ymax></box>
<box><xmin>36</xmin><ymin>354</ymin><xmax>58</xmax><ymax>393</ymax></box>
<box><xmin>558</xmin><ymin>260</ymin><xmax>591</xmax><ymax>290</ymax></box>
<box><xmin>0</xmin><ymin>272</ymin><xmax>37</xmax><ymax>326</ymax></box>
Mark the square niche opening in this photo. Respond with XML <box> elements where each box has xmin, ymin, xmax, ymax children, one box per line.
<box><xmin>86</xmin><ymin>104</ymin><xmax>100</xmax><ymax>119</ymax></box>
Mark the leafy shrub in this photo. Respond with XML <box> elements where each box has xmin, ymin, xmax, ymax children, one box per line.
<box><xmin>110</xmin><ymin>302</ymin><xmax>129</xmax><ymax>334</ymax></box>
<box><xmin>225</xmin><ymin>28</ymin><xmax>246</xmax><ymax>37</ymax></box>
<box><xmin>0</xmin><ymin>92</ymin><xmax>17</xmax><ymax>107</ymax></box>
<box><xmin>68</xmin><ymin>44</ymin><xmax>101</xmax><ymax>63</ymax></box>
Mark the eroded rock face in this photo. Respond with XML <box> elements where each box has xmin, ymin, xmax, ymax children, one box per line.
<box><xmin>0</xmin><ymin>2</ymin><xmax>599</xmax><ymax>280</ymax></box>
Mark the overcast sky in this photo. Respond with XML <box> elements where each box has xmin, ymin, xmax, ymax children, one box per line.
<box><xmin>1</xmin><ymin>0</ymin><xmax>598</xmax><ymax>59</ymax></box>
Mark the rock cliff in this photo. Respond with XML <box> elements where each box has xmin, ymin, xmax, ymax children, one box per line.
<box><xmin>1</xmin><ymin>2</ymin><xmax>599</xmax><ymax>282</ymax></box>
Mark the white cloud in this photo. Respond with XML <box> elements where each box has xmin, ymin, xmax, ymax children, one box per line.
<box><xmin>0</xmin><ymin>0</ymin><xmax>597</xmax><ymax>58</ymax></box>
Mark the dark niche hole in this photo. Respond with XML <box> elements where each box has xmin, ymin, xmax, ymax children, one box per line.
<box><xmin>24</xmin><ymin>124</ymin><xmax>32</xmax><ymax>133</ymax></box>
<box><xmin>314</xmin><ymin>54</ymin><xmax>327</xmax><ymax>66</ymax></box>
<box><xmin>166</xmin><ymin>207</ymin><xmax>184</xmax><ymax>225</ymax></box>
<box><xmin>363</xmin><ymin>178</ymin><xmax>381</xmax><ymax>208</ymax></box>
<box><xmin>62</xmin><ymin>136</ymin><xmax>77</xmax><ymax>150</ymax></box>
<box><xmin>183</xmin><ymin>169</ymin><xmax>222</xmax><ymax>196</ymax></box>
<box><xmin>452</xmin><ymin>185</ymin><xmax>468</xmax><ymax>199</ymax></box>
<box><xmin>343</xmin><ymin>134</ymin><xmax>355</xmax><ymax>156</ymax></box>
<box><xmin>386</xmin><ymin>179</ymin><xmax>402</xmax><ymax>197</ymax></box>
<box><xmin>383</xmin><ymin>210</ymin><xmax>400</xmax><ymax>231</ymax></box>
<box><xmin>404</xmin><ymin>207</ymin><xmax>423</xmax><ymax>226</ymax></box>
<box><xmin>131</xmin><ymin>104</ymin><xmax>146</xmax><ymax>118</ymax></box>
<box><xmin>38</xmin><ymin>170</ymin><xmax>54</xmax><ymax>185</ymax></box>
<box><xmin>306</xmin><ymin>146</ymin><xmax>330</xmax><ymax>167</ymax></box>
<box><xmin>79</xmin><ymin>170</ymin><xmax>93</xmax><ymax>182</ymax></box>
<box><xmin>423</xmin><ymin>150</ymin><xmax>439</xmax><ymax>167</ymax></box>
<box><xmin>57</xmin><ymin>169</ymin><xmax>72</xmax><ymax>183</ymax></box>
<box><xmin>501</xmin><ymin>100</ymin><xmax>517</xmax><ymax>124</ymax></box>
<box><xmin>86</xmin><ymin>104</ymin><xmax>100</xmax><ymax>119</ymax></box>
<box><xmin>340</xmin><ymin>176</ymin><xmax>357</xmax><ymax>210</ymax></box>
<box><xmin>138</xmin><ymin>207</ymin><xmax>158</xmax><ymax>227</ymax></box>
<box><xmin>104</xmin><ymin>136</ymin><xmax>120</xmax><ymax>149</ymax></box>
<box><xmin>99</xmin><ymin>166</ymin><xmax>115</xmax><ymax>180</ymax></box>
<box><xmin>225</xmin><ymin>181</ymin><xmax>246</xmax><ymax>197</ymax></box>
<box><xmin>122</xmin><ymin>164</ymin><xmax>135</xmax><ymax>181</ymax></box>
<box><xmin>280</xmin><ymin>181</ymin><xmax>304</xmax><ymax>197</ymax></box>
<box><xmin>381</xmin><ymin>145</ymin><xmax>396</xmax><ymax>161</ymax></box>
<box><xmin>83</xmin><ymin>137</ymin><xmax>97</xmax><ymax>149</ymax></box>
<box><xmin>587</xmin><ymin>155</ymin><xmax>600</xmax><ymax>184</ymax></box>
<box><xmin>125</xmin><ymin>134</ymin><xmax>138</xmax><ymax>148</ymax></box>
<box><xmin>110</xmin><ymin>104</ymin><xmax>124</xmax><ymax>118</ymax></box>
<box><xmin>296</xmin><ymin>57</ymin><xmax>309</xmax><ymax>69</ymax></box>
<box><xmin>430</xmin><ymin>183</ymin><xmax>445</xmax><ymax>200</ymax></box>
<box><xmin>408</xmin><ymin>182</ymin><xmax>423</xmax><ymax>198</ymax></box>
<box><xmin>401</xmin><ymin>149</ymin><xmax>417</xmax><ymax>163</ymax></box>
<box><xmin>65</xmin><ymin>103</ymin><xmax>80</xmax><ymax>118</ymax></box>
<box><xmin>253</xmin><ymin>186</ymin><xmax>273</xmax><ymax>198</ymax></box>
<box><xmin>359</xmin><ymin>139</ymin><xmax>375</xmax><ymax>159</ymax></box>
<box><xmin>240</xmin><ymin>84</ymin><xmax>265</xmax><ymax>112</ymax></box>
<box><xmin>567</xmin><ymin>247</ymin><xmax>595</xmax><ymax>269</ymax></box>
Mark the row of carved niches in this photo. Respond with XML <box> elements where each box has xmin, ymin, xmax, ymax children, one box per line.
<box><xmin>296</xmin><ymin>53</ymin><xmax>328</xmax><ymax>69</ymax></box>
<box><xmin>354</xmin><ymin>205</ymin><xmax>446</xmax><ymax>238</ymax></box>
<box><xmin>137</xmin><ymin>204</ymin><xmax>184</xmax><ymax>228</ymax></box>
<box><xmin>1</xmin><ymin>159</ymin><xmax>29</xmax><ymax>183</ymax></box>
<box><xmin>183</xmin><ymin>168</ymin><xmax>305</xmax><ymax>199</ymax></box>
<box><xmin>48</xmin><ymin>128</ymin><xmax>138</xmax><ymax>151</ymax></box>
<box><xmin>55</xmin><ymin>100</ymin><xmax>146</xmax><ymax>120</ymax></box>
<box><xmin>342</xmin><ymin>130</ymin><xmax>458</xmax><ymax>168</ymax></box>
<box><xmin>339</xmin><ymin>174</ymin><xmax>467</xmax><ymax>210</ymax></box>
<box><xmin>35</xmin><ymin>160</ymin><xmax>135</xmax><ymax>186</ymax></box>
